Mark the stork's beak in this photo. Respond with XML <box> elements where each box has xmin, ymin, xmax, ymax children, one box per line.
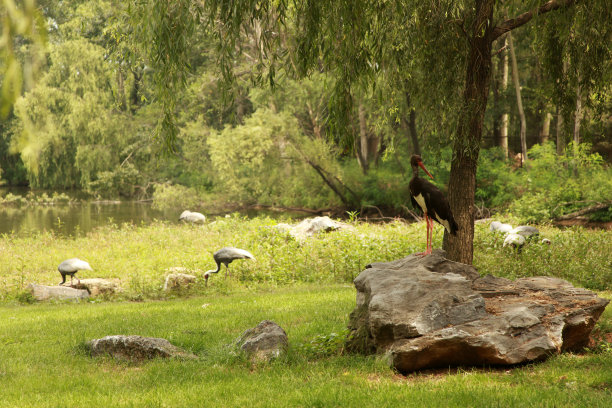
<box><xmin>418</xmin><ymin>161</ymin><xmax>434</xmax><ymax>179</ymax></box>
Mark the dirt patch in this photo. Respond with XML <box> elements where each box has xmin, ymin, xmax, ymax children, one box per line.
<box><xmin>554</xmin><ymin>219</ymin><xmax>612</xmax><ymax>230</ymax></box>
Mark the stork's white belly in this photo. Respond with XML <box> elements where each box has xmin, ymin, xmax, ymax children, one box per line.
<box><xmin>414</xmin><ymin>193</ymin><xmax>427</xmax><ymax>213</ymax></box>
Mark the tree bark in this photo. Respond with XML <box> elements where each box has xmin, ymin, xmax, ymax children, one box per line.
<box><xmin>508</xmin><ymin>30</ymin><xmax>527</xmax><ymax>165</ymax></box>
<box><xmin>499</xmin><ymin>37</ymin><xmax>509</xmax><ymax>157</ymax></box>
<box><xmin>444</xmin><ymin>0</ymin><xmax>495</xmax><ymax>265</ymax></box>
<box><xmin>404</xmin><ymin>91</ymin><xmax>421</xmax><ymax>155</ymax></box>
<box><xmin>573</xmin><ymin>81</ymin><xmax>582</xmax><ymax>147</ymax></box>
<box><xmin>541</xmin><ymin>112</ymin><xmax>552</xmax><ymax>143</ymax></box>
<box><xmin>556</xmin><ymin>105</ymin><xmax>565</xmax><ymax>155</ymax></box>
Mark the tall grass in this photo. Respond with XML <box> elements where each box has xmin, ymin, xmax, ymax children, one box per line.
<box><xmin>0</xmin><ymin>216</ymin><xmax>610</xmax><ymax>302</ymax></box>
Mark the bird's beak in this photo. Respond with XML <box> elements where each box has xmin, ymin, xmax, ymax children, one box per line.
<box><xmin>418</xmin><ymin>161</ymin><xmax>434</xmax><ymax>179</ymax></box>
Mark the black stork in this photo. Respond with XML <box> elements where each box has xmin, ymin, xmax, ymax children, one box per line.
<box><xmin>409</xmin><ymin>155</ymin><xmax>458</xmax><ymax>256</ymax></box>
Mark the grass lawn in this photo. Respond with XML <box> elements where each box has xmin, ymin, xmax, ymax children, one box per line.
<box><xmin>0</xmin><ymin>285</ymin><xmax>611</xmax><ymax>407</ymax></box>
<box><xmin>0</xmin><ymin>217</ymin><xmax>611</xmax><ymax>406</ymax></box>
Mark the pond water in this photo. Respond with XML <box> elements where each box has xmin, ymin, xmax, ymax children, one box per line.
<box><xmin>0</xmin><ymin>188</ymin><xmax>305</xmax><ymax>237</ymax></box>
<box><xmin>0</xmin><ymin>200</ymin><xmax>179</xmax><ymax>237</ymax></box>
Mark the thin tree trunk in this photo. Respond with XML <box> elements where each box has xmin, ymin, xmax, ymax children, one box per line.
<box><xmin>404</xmin><ymin>91</ymin><xmax>421</xmax><ymax>155</ymax></box>
<box><xmin>556</xmin><ymin>105</ymin><xmax>565</xmax><ymax>155</ymax></box>
<box><xmin>541</xmin><ymin>112</ymin><xmax>552</xmax><ymax>143</ymax></box>
<box><xmin>444</xmin><ymin>0</ymin><xmax>495</xmax><ymax>265</ymax></box>
<box><xmin>508</xmin><ymin>30</ymin><xmax>527</xmax><ymax>165</ymax></box>
<box><xmin>499</xmin><ymin>37</ymin><xmax>509</xmax><ymax>157</ymax></box>
<box><xmin>357</xmin><ymin>102</ymin><xmax>369</xmax><ymax>174</ymax></box>
<box><xmin>573</xmin><ymin>81</ymin><xmax>582</xmax><ymax>147</ymax></box>
<box><xmin>117</xmin><ymin>69</ymin><xmax>127</xmax><ymax>111</ymax></box>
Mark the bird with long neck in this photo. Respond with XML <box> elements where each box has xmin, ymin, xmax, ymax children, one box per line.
<box><xmin>204</xmin><ymin>247</ymin><xmax>255</xmax><ymax>285</ymax></box>
<box><xmin>409</xmin><ymin>155</ymin><xmax>458</xmax><ymax>256</ymax></box>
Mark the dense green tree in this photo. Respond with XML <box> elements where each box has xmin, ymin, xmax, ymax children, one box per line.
<box><xmin>127</xmin><ymin>0</ymin><xmax>611</xmax><ymax>263</ymax></box>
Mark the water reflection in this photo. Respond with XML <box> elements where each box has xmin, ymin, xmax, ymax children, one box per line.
<box><xmin>0</xmin><ymin>201</ymin><xmax>176</xmax><ymax>237</ymax></box>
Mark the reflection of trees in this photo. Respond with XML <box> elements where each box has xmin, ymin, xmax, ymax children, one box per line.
<box><xmin>0</xmin><ymin>202</ymin><xmax>174</xmax><ymax>236</ymax></box>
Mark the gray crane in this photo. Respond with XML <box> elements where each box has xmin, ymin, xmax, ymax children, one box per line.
<box><xmin>204</xmin><ymin>247</ymin><xmax>254</xmax><ymax>285</ymax></box>
<box><xmin>58</xmin><ymin>258</ymin><xmax>93</xmax><ymax>286</ymax></box>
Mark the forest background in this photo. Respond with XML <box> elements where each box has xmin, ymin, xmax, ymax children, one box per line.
<box><xmin>1</xmin><ymin>0</ymin><xmax>611</xmax><ymax>226</ymax></box>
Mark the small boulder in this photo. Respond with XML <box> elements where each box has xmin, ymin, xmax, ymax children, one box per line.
<box><xmin>88</xmin><ymin>335</ymin><xmax>196</xmax><ymax>361</ymax></box>
<box><xmin>28</xmin><ymin>284</ymin><xmax>89</xmax><ymax>301</ymax></box>
<box><xmin>236</xmin><ymin>320</ymin><xmax>288</xmax><ymax>362</ymax></box>
<box><xmin>280</xmin><ymin>216</ymin><xmax>353</xmax><ymax>241</ymax></box>
<box><xmin>72</xmin><ymin>278</ymin><xmax>118</xmax><ymax>297</ymax></box>
<box><xmin>179</xmin><ymin>210</ymin><xmax>206</xmax><ymax>224</ymax></box>
<box><xmin>163</xmin><ymin>273</ymin><xmax>197</xmax><ymax>291</ymax></box>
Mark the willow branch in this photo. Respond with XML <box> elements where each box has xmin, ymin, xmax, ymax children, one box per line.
<box><xmin>492</xmin><ymin>0</ymin><xmax>577</xmax><ymax>40</ymax></box>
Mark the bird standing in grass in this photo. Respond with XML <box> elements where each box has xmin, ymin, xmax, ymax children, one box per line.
<box><xmin>204</xmin><ymin>247</ymin><xmax>254</xmax><ymax>285</ymax></box>
<box><xmin>409</xmin><ymin>154</ymin><xmax>458</xmax><ymax>256</ymax></box>
<box><xmin>58</xmin><ymin>258</ymin><xmax>93</xmax><ymax>286</ymax></box>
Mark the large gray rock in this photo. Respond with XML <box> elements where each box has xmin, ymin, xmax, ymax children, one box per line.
<box><xmin>89</xmin><ymin>335</ymin><xmax>196</xmax><ymax>361</ymax></box>
<box><xmin>236</xmin><ymin>320</ymin><xmax>288</xmax><ymax>362</ymax></box>
<box><xmin>28</xmin><ymin>284</ymin><xmax>89</xmax><ymax>301</ymax></box>
<box><xmin>346</xmin><ymin>250</ymin><xmax>609</xmax><ymax>373</ymax></box>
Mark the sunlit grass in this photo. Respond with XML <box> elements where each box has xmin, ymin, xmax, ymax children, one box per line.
<box><xmin>0</xmin><ymin>217</ymin><xmax>610</xmax><ymax>406</ymax></box>
<box><xmin>0</xmin><ymin>216</ymin><xmax>610</xmax><ymax>302</ymax></box>
<box><xmin>0</xmin><ymin>286</ymin><xmax>610</xmax><ymax>407</ymax></box>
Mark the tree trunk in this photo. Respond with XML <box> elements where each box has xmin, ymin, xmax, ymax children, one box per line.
<box><xmin>404</xmin><ymin>91</ymin><xmax>421</xmax><ymax>155</ymax></box>
<box><xmin>541</xmin><ymin>112</ymin><xmax>552</xmax><ymax>143</ymax></box>
<box><xmin>444</xmin><ymin>0</ymin><xmax>494</xmax><ymax>265</ymax></box>
<box><xmin>499</xmin><ymin>37</ymin><xmax>509</xmax><ymax>157</ymax></box>
<box><xmin>130</xmin><ymin>68</ymin><xmax>143</xmax><ymax>114</ymax></box>
<box><xmin>508</xmin><ymin>30</ymin><xmax>527</xmax><ymax>165</ymax></box>
<box><xmin>573</xmin><ymin>81</ymin><xmax>582</xmax><ymax>147</ymax></box>
<box><xmin>117</xmin><ymin>69</ymin><xmax>127</xmax><ymax>111</ymax></box>
<box><xmin>357</xmin><ymin>102</ymin><xmax>369</xmax><ymax>174</ymax></box>
<box><xmin>556</xmin><ymin>104</ymin><xmax>565</xmax><ymax>155</ymax></box>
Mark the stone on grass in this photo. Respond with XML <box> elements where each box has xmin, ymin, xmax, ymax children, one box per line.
<box><xmin>236</xmin><ymin>320</ymin><xmax>288</xmax><ymax>362</ymax></box>
<box><xmin>346</xmin><ymin>250</ymin><xmax>609</xmax><ymax>373</ymax></box>
<box><xmin>72</xmin><ymin>278</ymin><xmax>118</xmax><ymax>296</ymax></box>
<box><xmin>276</xmin><ymin>216</ymin><xmax>353</xmax><ymax>241</ymax></box>
<box><xmin>163</xmin><ymin>273</ymin><xmax>197</xmax><ymax>291</ymax></box>
<box><xmin>28</xmin><ymin>284</ymin><xmax>89</xmax><ymax>301</ymax></box>
<box><xmin>88</xmin><ymin>335</ymin><xmax>196</xmax><ymax>361</ymax></box>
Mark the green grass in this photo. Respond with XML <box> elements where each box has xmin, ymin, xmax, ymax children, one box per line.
<box><xmin>0</xmin><ymin>285</ymin><xmax>610</xmax><ymax>407</ymax></box>
<box><xmin>0</xmin><ymin>217</ymin><xmax>610</xmax><ymax>406</ymax></box>
<box><xmin>0</xmin><ymin>216</ymin><xmax>610</xmax><ymax>302</ymax></box>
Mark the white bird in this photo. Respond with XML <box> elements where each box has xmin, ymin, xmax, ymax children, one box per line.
<box><xmin>179</xmin><ymin>210</ymin><xmax>206</xmax><ymax>224</ymax></box>
<box><xmin>204</xmin><ymin>247</ymin><xmax>254</xmax><ymax>285</ymax></box>
<box><xmin>490</xmin><ymin>221</ymin><xmax>513</xmax><ymax>233</ymax></box>
<box><xmin>58</xmin><ymin>258</ymin><xmax>93</xmax><ymax>286</ymax></box>
<box><xmin>503</xmin><ymin>233</ymin><xmax>525</xmax><ymax>248</ymax></box>
<box><xmin>510</xmin><ymin>225</ymin><xmax>540</xmax><ymax>238</ymax></box>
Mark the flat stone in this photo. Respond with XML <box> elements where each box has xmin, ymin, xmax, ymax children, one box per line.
<box><xmin>88</xmin><ymin>335</ymin><xmax>196</xmax><ymax>361</ymax></box>
<box><xmin>72</xmin><ymin>278</ymin><xmax>118</xmax><ymax>296</ymax></box>
<box><xmin>163</xmin><ymin>273</ymin><xmax>197</xmax><ymax>291</ymax></box>
<box><xmin>28</xmin><ymin>284</ymin><xmax>89</xmax><ymax>301</ymax></box>
<box><xmin>277</xmin><ymin>216</ymin><xmax>353</xmax><ymax>241</ymax></box>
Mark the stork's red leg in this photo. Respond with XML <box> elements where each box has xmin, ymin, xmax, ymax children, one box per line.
<box><xmin>416</xmin><ymin>214</ymin><xmax>432</xmax><ymax>256</ymax></box>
